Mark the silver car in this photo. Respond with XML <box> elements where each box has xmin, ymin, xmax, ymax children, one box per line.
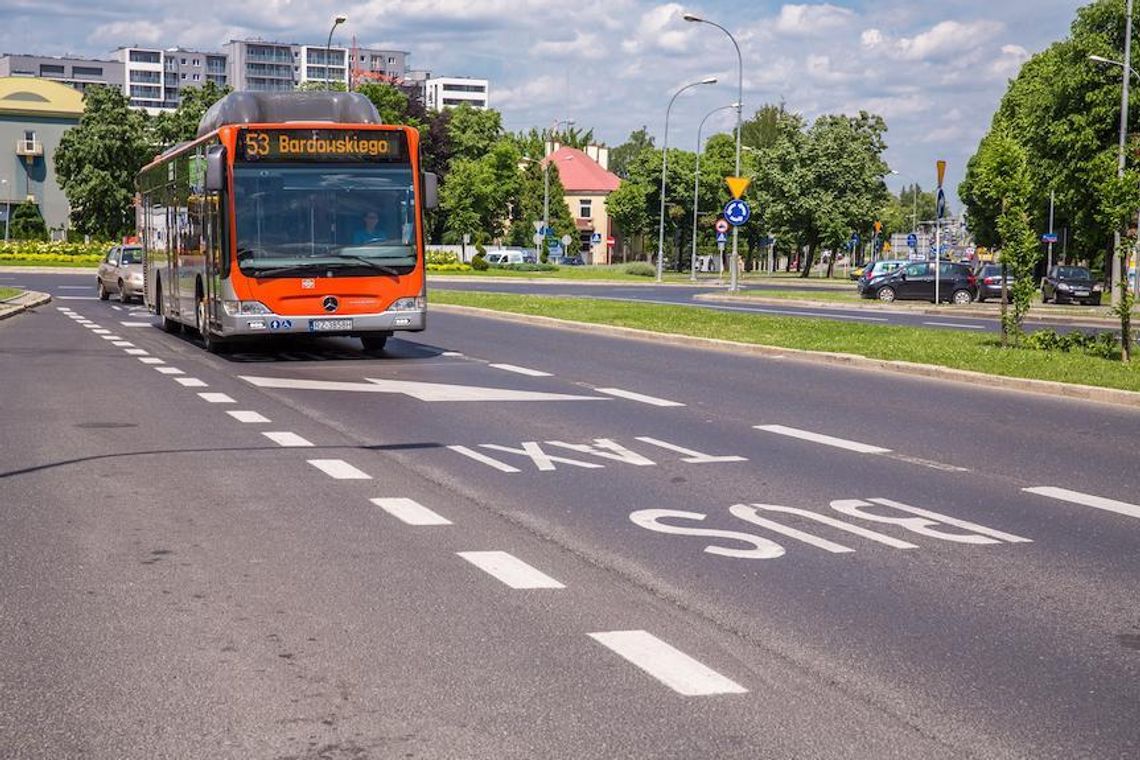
<box><xmin>97</xmin><ymin>245</ymin><xmax>144</xmax><ymax>303</ymax></box>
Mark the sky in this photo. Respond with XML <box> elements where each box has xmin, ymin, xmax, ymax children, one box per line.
<box><xmin>0</xmin><ymin>0</ymin><xmax>1089</xmax><ymax>205</ymax></box>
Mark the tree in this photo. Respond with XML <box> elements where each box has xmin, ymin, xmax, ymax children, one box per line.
<box><xmin>356</xmin><ymin>82</ymin><xmax>422</xmax><ymax>128</ymax></box>
<box><xmin>447</xmin><ymin>103</ymin><xmax>503</xmax><ymax>162</ymax></box>
<box><xmin>9</xmin><ymin>200</ymin><xmax>48</xmax><ymax>241</ymax></box>
<box><xmin>1097</xmin><ymin>164</ymin><xmax>1138</xmax><ymax>361</ymax></box>
<box><xmin>609</xmin><ymin>127</ymin><xmax>655</xmax><ymax>179</ymax></box>
<box><xmin>741</xmin><ymin>103</ymin><xmax>789</xmax><ymax>151</ymax></box>
<box><xmin>55</xmin><ymin>85</ymin><xmax>152</xmax><ymax>239</ymax></box>
<box><xmin>606</xmin><ymin>180</ymin><xmax>650</xmax><ymax>260</ymax></box>
<box><xmin>151</xmin><ymin>81</ymin><xmax>231</xmax><ymax>147</ymax></box>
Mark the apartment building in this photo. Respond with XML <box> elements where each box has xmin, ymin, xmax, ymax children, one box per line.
<box><xmin>0</xmin><ymin>53</ymin><xmax>122</xmax><ymax>94</ymax></box>
<box><xmin>424</xmin><ymin>76</ymin><xmax>489</xmax><ymax>110</ymax></box>
<box><xmin>226</xmin><ymin>40</ymin><xmax>408</xmax><ymax>92</ymax></box>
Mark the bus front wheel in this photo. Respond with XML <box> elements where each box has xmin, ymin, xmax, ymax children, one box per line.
<box><xmin>156</xmin><ymin>281</ymin><xmax>180</xmax><ymax>334</ymax></box>
<box><xmin>360</xmin><ymin>334</ymin><xmax>388</xmax><ymax>353</ymax></box>
<box><xmin>197</xmin><ymin>296</ymin><xmax>224</xmax><ymax>354</ymax></box>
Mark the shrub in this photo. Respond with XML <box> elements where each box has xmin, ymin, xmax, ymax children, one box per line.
<box><xmin>426</xmin><ymin>250</ymin><xmax>462</xmax><ymax>267</ymax></box>
<box><xmin>1025</xmin><ymin>329</ymin><xmax>1062</xmax><ymax>352</ymax></box>
<box><xmin>624</xmin><ymin>262</ymin><xmax>657</xmax><ymax>277</ymax></box>
<box><xmin>426</xmin><ymin>262</ymin><xmax>472</xmax><ymax>272</ymax></box>
<box><xmin>1086</xmin><ymin>332</ymin><xmax>1122</xmax><ymax>360</ymax></box>
<box><xmin>470</xmin><ymin>253</ymin><xmax>489</xmax><ymax>271</ymax></box>
<box><xmin>495</xmin><ymin>262</ymin><xmax>559</xmax><ymax>272</ymax></box>
<box><xmin>9</xmin><ymin>201</ymin><xmax>48</xmax><ymax>242</ymax></box>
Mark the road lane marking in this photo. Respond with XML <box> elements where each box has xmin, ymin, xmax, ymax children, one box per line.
<box><xmin>441</xmin><ymin>351</ymin><xmax>464</xmax><ymax>357</ymax></box>
<box><xmin>587</xmin><ymin>630</ymin><xmax>747</xmax><ymax>696</ymax></box>
<box><xmin>175</xmin><ymin>377</ymin><xmax>207</xmax><ymax>387</ymax></box>
<box><xmin>1023</xmin><ymin>486</ymin><xmax>1140</xmax><ymax>521</ymax></box>
<box><xmin>197</xmin><ymin>392</ymin><xmax>235</xmax><ymax>404</ymax></box>
<box><xmin>263</xmin><ymin>431</ymin><xmax>313</xmax><ymax>447</ymax></box>
<box><xmin>119</xmin><ymin>321</ymin><xmax>152</xmax><ymax>327</ymax></box>
<box><xmin>457</xmin><ymin>551</ymin><xmax>564</xmax><ymax>589</ymax></box>
<box><xmin>58</xmin><ymin>285</ymin><xmax>90</xmax><ymax>290</ymax></box>
<box><xmin>754</xmin><ymin>424</ymin><xmax>891</xmax><ymax>454</ymax></box>
<box><xmin>240</xmin><ymin>374</ymin><xmax>603</xmax><ymax>402</ymax></box>
<box><xmin>137</xmin><ymin>357</ymin><xmax>164</xmax><ymax>365</ymax></box>
<box><xmin>448</xmin><ymin>445</ymin><xmax>522</xmax><ymax>472</ymax></box>
<box><xmin>227</xmin><ymin>410</ymin><xmax>270</xmax><ymax>423</ymax></box>
<box><xmin>597</xmin><ymin>388</ymin><xmax>684</xmax><ymax>407</ymax></box>
<box><xmin>91</xmin><ymin>329</ymin><xmax>110</xmax><ymax>334</ymax></box>
<box><xmin>371</xmin><ymin>497</ymin><xmax>452</xmax><ymax>526</ymax></box>
<box><xmin>101</xmin><ymin>335</ymin><xmax>123</xmax><ymax>341</ymax></box>
<box><xmin>922</xmin><ymin>321</ymin><xmax>987</xmax><ymax>330</ymax></box>
<box><xmin>489</xmin><ymin>363</ymin><xmax>552</xmax><ymax>377</ymax></box>
<box><xmin>58</xmin><ymin>296</ymin><xmax>98</xmax><ymax>300</ymax></box>
<box><xmin>124</xmin><ymin>348</ymin><xmax>149</xmax><ymax>356</ymax></box>
<box><xmin>155</xmin><ymin>367</ymin><xmax>183</xmax><ymax>375</ymax></box>
<box><xmin>111</xmin><ymin>305</ymin><xmax>123</xmax><ymax>311</ymax></box>
<box><xmin>111</xmin><ymin>341</ymin><xmax>133</xmax><ymax>347</ymax></box>
<box><xmin>634</xmin><ymin>437</ymin><xmax>747</xmax><ymax>463</ymax></box>
<box><xmin>308</xmin><ymin>459</ymin><xmax>371</xmax><ymax>479</ymax></box>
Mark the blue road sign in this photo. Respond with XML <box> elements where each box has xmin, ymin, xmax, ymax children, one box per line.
<box><xmin>907</xmin><ymin>233</ymin><xmax>918</xmax><ymax>248</ymax></box>
<box><xmin>851</xmin><ymin>233</ymin><xmax>861</xmax><ymax>246</ymax></box>
<box><xmin>549</xmin><ymin>243</ymin><xmax>563</xmax><ymax>257</ymax></box>
<box><xmin>724</xmin><ymin>199</ymin><xmax>751</xmax><ymax>226</ymax></box>
<box><xmin>1042</xmin><ymin>233</ymin><xmax>1058</xmax><ymax>244</ymax></box>
<box><xmin>936</xmin><ymin>187</ymin><xmax>947</xmax><ymax>220</ymax></box>
<box><xmin>716</xmin><ymin>231</ymin><xmax>728</xmax><ymax>244</ymax></box>
<box><xmin>591</xmin><ymin>232</ymin><xmax>602</xmax><ymax>245</ymax></box>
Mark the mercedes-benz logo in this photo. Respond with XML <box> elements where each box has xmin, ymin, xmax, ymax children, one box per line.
<box><xmin>322</xmin><ymin>296</ymin><xmax>339</xmax><ymax>313</ymax></box>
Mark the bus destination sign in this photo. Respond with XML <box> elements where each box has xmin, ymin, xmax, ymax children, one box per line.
<box><xmin>238</xmin><ymin>129</ymin><xmax>407</xmax><ymax>163</ymax></box>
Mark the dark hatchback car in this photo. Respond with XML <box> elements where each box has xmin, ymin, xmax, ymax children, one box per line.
<box><xmin>974</xmin><ymin>263</ymin><xmax>1015</xmax><ymax>303</ymax></box>
<box><xmin>1041</xmin><ymin>265</ymin><xmax>1103</xmax><ymax>305</ymax></box>
<box><xmin>861</xmin><ymin>260</ymin><xmax>977</xmax><ymax>304</ymax></box>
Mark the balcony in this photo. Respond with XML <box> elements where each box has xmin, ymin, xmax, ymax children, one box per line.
<box><xmin>16</xmin><ymin>138</ymin><xmax>43</xmax><ymax>157</ymax></box>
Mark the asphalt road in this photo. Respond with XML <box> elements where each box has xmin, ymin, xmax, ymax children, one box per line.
<box><xmin>2</xmin><ymin>273</ymin><xmax>1138</xmax><ymax>759</ymax></box>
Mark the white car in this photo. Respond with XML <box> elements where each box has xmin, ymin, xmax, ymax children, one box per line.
<box><xmin>97</xmin><ymin>245</ymin><xmax>145</xmax><ymax>303</ymax></box>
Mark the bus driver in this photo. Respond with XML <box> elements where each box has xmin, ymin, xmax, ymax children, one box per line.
<box><xmin>353</xmin><ymin>211</ymin><xmax>386</xmax><ymax>244</ymax></box>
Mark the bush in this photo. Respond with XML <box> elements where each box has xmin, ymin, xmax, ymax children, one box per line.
<box><xmin>1087</xmin><ymin>332</ymin><xmax>1122</xmax><ymax>360</ymax></box>
<box><xmin>624</xmin><ymin>262</ymin><xmax>657</xmax><ymax>277</ymax></box>
<box><xmin>9</xmin><ymin>201</ymin><xmax>48</xmax><ymax>242</ymax></box>
<box><xmin>1025</xmin><ymin>328</ymin><xmax>1122</xmax><ymax>360</ymax></box>
<box><xmin>495</xmin><ymin>262</ymin><xmax>558</xmax><ymax>272</ymax></box>
<box><xmin>426</xmin><ymin>250</ymin><xmax>462</xmax><ymax>267</ymax></box>
<box><xmin>470</xmin><ymin>253</ymin><xmax>489</xmax><ymax>271</ymax></box>
<box><xmin>426</xmin><ymin>262</ymin><xmax>472</xmax><ymax>272</ymax></box>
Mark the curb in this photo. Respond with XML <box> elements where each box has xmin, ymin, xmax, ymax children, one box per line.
<box><xmin>0</xmin><ymin>266</ymin><xmax>97</xmax><ymax>274</ymax></box>
<box><xmin>695</xmin><ymin>292</ymin><xmax>1127</xmax><ymax>329</ymax></box>
<box><xmin>430</xmin><ymin>303</ymin><xmax>1140</xmax><ymax>410</ymax></box>
<box><xmin>0</xmin><ymin>290</ymin><xmax>52</xmax><ymax>320</ymax></box>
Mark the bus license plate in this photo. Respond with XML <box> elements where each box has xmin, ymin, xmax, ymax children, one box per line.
<box><xmin>308</xmin><ymin>318</ymin><xmax>353</xmax><ymax>332</ymax></box>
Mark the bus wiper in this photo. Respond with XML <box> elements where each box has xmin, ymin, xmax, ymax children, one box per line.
<box><xmin>330</xmin><ymin>255</ymin><xmax>403</xmax><ymax>276</ymax></box>
<box><xmin>247</xmin><ymin>263</ymin><xmax>326</xmax><ymax>278</ymax></box>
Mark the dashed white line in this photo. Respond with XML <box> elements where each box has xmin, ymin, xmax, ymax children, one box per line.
<box><xmin>370</xmin><ymin>497</ymin><xmax>452</xmax><ymax>526</ymax></box>
<box><xmin>197</xmin><ymin>392</ymin><xmax>235</xmax><ymax>404</ymax></box>
<box><xmin>596</xmin><ymin>388</ymin><xmax>685</xmax><ymax>407</ymax></box>
<box><xmin>100</xmin><ymin>335</ymin><xmax>123</xmax><ymax>341</ymax></box>
<box><xmin>111</xmin><ymin>341</ymin><xmax>133</xmax><ymax>347</ymax></box>
<box><xmin>91</xmin><ymin>329</ymin><xmax>111</xmax><ymax>335</ymax></box>
<box><xmin>587</xmin><ymin>630</ymin><xmax>748</xmax><ymax>696</ymax></box>
<box><xmin>137</xmin><ymin>357</ymin><xmax>164</xmax><ymax>365</ymax></box>
<box><xmin>119</xmin><ymin>321</ymin><xmax>153</xmax><ymax>327</ymax></box>
<box><xmin>155</xmin><ymin>367</ymin><xmax>183</xmax><ymax>375</ymax></box>
<box><xmin>489</xmin><ymin>363</ymin><xmax>552</xmax><ymax>377</ymax></box>
<box><xmin>1023</xmin><ymin>486</ymin><xmax>1140</xmax><ymax>521</ymax></box>
<box><xmin>227</xmin><ymin>410</ymin><xmax>269</xmax><ymax>423</ymax></box>
<box><xmin>57</xmin><ymin>285</ymin><xmax>90</xmax><ymax>290</ymax></box>
<box><xmin>262</xmin><ymin>431</ymin><xmax>313</xmax><ymax>447</ymax></box>
<box><xmin>111</xmin><ymin>305</ymin><xmax>123</xmax><ymax>311</ymax></box>
<box><xmin>441</xmin><ymin>351</ymin><xmax>465</xmax><ymax>357</ymax></box>
<box><xmin>457</xmin><ymin>551</ymin><xmax>565</xmax><ymax>589</ymax></box>
<box><xmin>447</xmin><ymin>445</ymin><xmax>522</xmax><ymax>473</ymax></box>
<box><xmin>174</xmin><ymin>377</ymin><xmax>207</xmax><ymax>387</ymax></box>
<box><xmin>922</xmin><ymin>321</ymin><xmax>986</xmax><ymax>330</ymax></box>
<box><xmin>754</xmin><ymin>424</ymin><xmax>892</xmax><ymax>454</ymax></box>
<box><xmin>58</xmin><ymin>296</ymin><xmax>99</xmax><ymax>301</ymax></box>
<box><xmin>307</xmin><ymin>459</ymin><xmax>371</xmax><ymax>479</ymax></box>
<box><xmin>124</xmin><ymin>348</ymin><xmax>149</xmax><ymax>356</ymax></box>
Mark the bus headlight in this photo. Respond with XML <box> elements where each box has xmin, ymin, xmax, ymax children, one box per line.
<box><xmin>387</xmin><ymin>297</ymin><xmax>426</xmax><ymax>312</ymax></box>
<box><xmin>222</xmin><ymin>300</ymin><xmax>273</xmax><ymax>316</ymax></box>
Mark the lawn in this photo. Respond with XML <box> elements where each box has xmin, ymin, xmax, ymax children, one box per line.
<box><xmin>430</xmin><ymin>290</ymin><xmax>1140</xmax><ymax>393</ymax></box>
<box><xmin>0</xmin><ymin>286</ymin><xmax>20</xmax><ymax>300</ymax></box>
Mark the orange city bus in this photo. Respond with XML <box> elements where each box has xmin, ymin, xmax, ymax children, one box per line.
<box><xmin>136</xmin><ymin>91</ymin><xmax>437</xmax><ymax>353</ymax></box>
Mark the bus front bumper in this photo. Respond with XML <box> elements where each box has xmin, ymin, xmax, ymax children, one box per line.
<box><xmin>217</xmin><ymin>308</ymin><xmax>425</xmax><ymax>338</ymax></box>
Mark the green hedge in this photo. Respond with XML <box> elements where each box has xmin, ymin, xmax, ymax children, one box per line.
<box><xmin>0</xmin><ymin>241</ymin><xmax>113</xmax><ymax>259</ymax></box>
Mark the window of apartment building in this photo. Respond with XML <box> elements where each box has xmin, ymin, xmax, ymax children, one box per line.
<box><xmin>181</xmin><ymin>73</ymin><xmax>187</xmax><ymax>80</ymax></box>
<box><xmin>579</xmin><ymin>231</ymin><xmax>593</xmax><ymax>254</ymax></box>
<box><xmin>181</xmin><ymin>58</ymin><xmax>187</xmax><ymax>65</ymax></box>
<box><xmin>23</xmin><ymin>130</ymin><xmax>36</xmax><ymax>144</ymax></box>
<box><xmin>72</xmin><ymin>66</ymin><xmax>103</xmax><ymax>78</ymax></box>
<box><xmin>130</xmin><ymin>50</ymin><xmax>160</xmax><ymax>63</ymax></box>
<box><xmin>192</xmin><ymin>73</ymin><xmax>200</xmax><ymax>81</ymax></box>
<box><xmin>579</xmin><ymin>199</ymin><xmax>592</xmax><ymax>219</ymax></box>
<box><xmin>193</xmin><ymin>58</ymin><xmax>200</xmax><ymax>66</ymax></box>
<box><xmin>39</xmin><ymin>64</ymin><xmax>65</xmax><ymax>76</ymax></box>
<box><xmin>388</xmin><ymin>57</ymin><xmax>396</xmax><ymax>64</ymax></box>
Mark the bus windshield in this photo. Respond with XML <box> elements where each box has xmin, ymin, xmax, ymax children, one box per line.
<box><xmin>234</xmin><ymin>164</ymin><xmax>416</xmax><ymax>277</ymax></box>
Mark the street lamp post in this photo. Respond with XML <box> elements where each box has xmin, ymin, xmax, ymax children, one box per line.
<box><xmin>326</xmin><ymin>14</ymin><xmax>347</xmax><ymax>91</ymax></box>
<box><xmin>684</xmin><ymin>12</ymin><xmax>744</xmax><ymax>290</ymax></box>
<box><xmin>656</xmin><ymin>78</ymin><xmax>717</xmax><ymax>283</ymax></box>
<box><xmin>691</xmin><ymin>103</ymin><xmax>738</xmax><ymax>282</ymax></box>
<box><xmin>543</xmin><ymin>118</ymin><xmax>575</xmax><ymax>259</ymax></box>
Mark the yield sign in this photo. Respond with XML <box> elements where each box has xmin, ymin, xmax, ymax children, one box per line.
<box><xmin>240</xmin><ymin>375</ymin><xmax>606</xmax><ymax>402</ymax></box>
<box><xmin>725</xmin><ymin>176</ymin><xmax>751</xmax><ymax>199</ymax></box>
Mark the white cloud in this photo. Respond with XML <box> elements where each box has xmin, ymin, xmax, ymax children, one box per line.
<box><xmin>775</xmin><ymin>4</ymin><xmax>856</xmax><ymax>36</ymax></box>
<box><xmin>868</xmin><ymin>19</ymin><xmax>1004</xmax><ymax>62</ymax></box>
<box><xmin>532</xmin><ymin>31</ymin><xmax>606</xmax><ymax>61</ymax></box>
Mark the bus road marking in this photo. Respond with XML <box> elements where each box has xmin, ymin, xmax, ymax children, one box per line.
<box><xmin>155</xmin><ymin>367</ymin><xmax>184</xmax><ymax>375</ymax></box>
<box><xmin>587</xmin><ymin>630</ymin><xmax>747</xmax><ymax>696</ymax></box>
<box><xmin>227</xmin><ymin>410</ymin><xmax>269</xmax><ymax>423</ymax></box>
<box><xmin>307</xmin><ymin>459</ymin><xmax>371</xmax><ymax>479</ymax></box>
<box><xmin>263</xmin><ymin>431</ymin><xmax>313</xmax><ymax>448</ymax></box>
<box><xmin>489</xmin><ymin>363</ymin><xmax>552</xmax><ymax>377</ymax></box>
<box><xmin>447</xmin><ymin>445</ymin><xmax>521</xmax><ymax>473</ymax></box>
<box><xmin>197</xmin><ymin>392</ymin><xmax>235</xmax><ymax>404</ymax></box>
<box><xmin>754</xmin><ymin>424</ymin><xmax>891</xmax><ymax>454</ymax></box>
<box><xmin>370</xmin><ymin>498</ymin><xmax>452</xmax><ymax>526</ymax></box>
<box><xmin>1023</xmin><ymin>486</ymin><xmax>1140</xmax><ymax>521</ymax></box>
<box><xmin>175</xmin><ymin>377</ymin><xmax>206</xmax><ymax>387</ymax></box>
<box><xmin>457</xmin><ymin>551</ymin><xmax>564</xmax><ymax>589</ymax></box>
<box><xmin>596</xmin><ymin>388</ymin><xmax>684</xmax><ymax>407</ymax></box>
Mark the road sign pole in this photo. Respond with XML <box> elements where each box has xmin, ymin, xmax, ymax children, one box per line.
<box><xmin>1047</xmin><ymin>190</ymin><xmax>1055</xmax><ymax>273</ymax></box>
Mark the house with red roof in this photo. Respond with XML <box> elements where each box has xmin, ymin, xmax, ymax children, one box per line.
<box><xmin>545</xmin><ymin>144</ymin><xmax>620</xmax><ymax>264</ymax></box>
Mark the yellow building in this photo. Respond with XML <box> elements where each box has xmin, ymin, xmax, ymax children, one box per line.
<box><xmin>545</xmin><ymin>144</ymin><xmax>620</xmax><ymax>264</ymax></box>
<box><xmin>0</xmin><ymin>77</ymin><xmax>85</xmax><ymax>235</ymax></box>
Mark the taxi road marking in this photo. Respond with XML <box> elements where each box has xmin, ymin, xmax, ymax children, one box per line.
<box><xmin>1023</xmin><ymin>486</ymin><xmax>1140</xmax><ymax>521</ymax></box>
<box><xmin>587</xmin><ymin>630</ymin><xmax>747</xmax><ymax>696</ymax></box>
<box><xmin>457</xmin><ymin>551</ymin><xmax>564</xmax><ymax>589</ymax></box>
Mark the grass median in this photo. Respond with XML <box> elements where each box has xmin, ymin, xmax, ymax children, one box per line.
<box><xmin>430</xmin><ymin>289</ymin><xmax>1140</xmax><ymax>393</ymax></box>
<box><xmin>0</xmin><ymin>286</ymin><xmax>21</xmax><ymax>300</ymax></box>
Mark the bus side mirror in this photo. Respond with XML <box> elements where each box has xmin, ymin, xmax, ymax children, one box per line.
<box><xmin>422</xmin><ymin>172</ymin><xmax>439</xmax><ymax>210</ymax></box>
<box><xmin>205</xmin><ymin>145</ymin><xmax>227</xmax><ymax>192</ymax></box>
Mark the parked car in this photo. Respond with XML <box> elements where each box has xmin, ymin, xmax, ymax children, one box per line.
<box><xmin>1041</xmin><ymin>265</ymin><xmax>1102</xmax><ymax>305</ymax></box>
<box><xmin>861</xmin><ymin>260</ymin><xmax>977</xmax><ymax>304</ymax></box>
<box><xmin>552</xmin><ymin>254</ymin><xmax>584</xmax><ymax>266</ymax></box>
<box><xmin>855</xmin><ymin>259</ymin><xmax>906</xmax><ymax>293</ymax></box>
<box><xmin>974</xmin><ymin>263</ymin><xmax>1014</xmax><ymax>303</ymax></box>
<box><xmin>97</xmin><ymin>245</ymin><xmax>144</xmax><ymax>303</ymax></box>
<box><xmin>485</xmin><ymin>249</ymin><xmax>536</xmax><ymax>266</ymax></box>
